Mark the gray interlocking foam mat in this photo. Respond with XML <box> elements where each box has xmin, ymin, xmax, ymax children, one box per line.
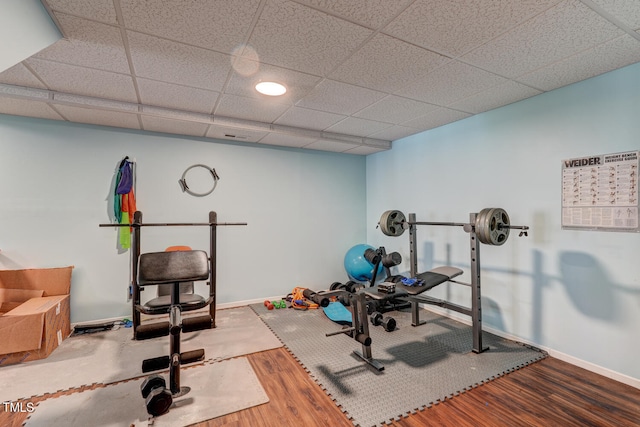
<box><xmin>251</xmin><ymin>303</ymin><xmax>546</xmax><ymax>427</ymax></box>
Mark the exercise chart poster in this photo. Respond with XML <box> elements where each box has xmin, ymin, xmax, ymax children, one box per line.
<box><xmin>562</xmin><ymin>150</ymin><xmax>639</xmax><ymax>232</ymax></box>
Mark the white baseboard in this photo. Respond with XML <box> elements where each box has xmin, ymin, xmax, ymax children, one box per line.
<box><xmin>217</xmin><ymin>296</ymin><xmax>284</xmax><ymax>310</ymax></box>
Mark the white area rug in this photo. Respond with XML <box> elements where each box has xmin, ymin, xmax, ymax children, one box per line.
<box><xmin>0</xmin><ymin>306</ymin><xmax>282</xmax><ymax>401</ymax></box>
<box><xmin>24</xmin><ymin>357</ymin><xmax>268</xmax><ymax>427</ymax></box>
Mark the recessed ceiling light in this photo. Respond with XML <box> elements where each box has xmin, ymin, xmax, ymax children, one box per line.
<box><xmin>255</xmin><ymin>81</ymin><xmax>286</xmax><ymax>96</ymax></box>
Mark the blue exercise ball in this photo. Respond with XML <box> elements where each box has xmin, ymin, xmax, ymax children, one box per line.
<box><xmin>344</xmin><ymin>244</ymin><xmax>384</xmax><ymax>282</ymax></box>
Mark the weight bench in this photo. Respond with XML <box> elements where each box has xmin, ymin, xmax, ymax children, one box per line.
<box><xmin>393</xmin><ymin>266</ymin><xmax>464</xmax><ymax>327</ymax></box>
<box><xmin>137</xmin><ymin>249</ymin><xmax>210</xmax><ymax>416</ymax></box>
<box><xmin>324</xmin><ymin>266</ymin><xmax>465</xmax><ymax>370</ymax></box>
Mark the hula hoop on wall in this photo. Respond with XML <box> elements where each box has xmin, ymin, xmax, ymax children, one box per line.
<box><xmin>178</xmin><ymin>164</ymin><xmax>220</xmax><ymax>197</ymax></box>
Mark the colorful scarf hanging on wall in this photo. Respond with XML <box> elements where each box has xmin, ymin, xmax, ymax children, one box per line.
<box><xmin>114</xmin><ymin>157</ymin><xmax>137</xmax><ymax>249</ymax></box>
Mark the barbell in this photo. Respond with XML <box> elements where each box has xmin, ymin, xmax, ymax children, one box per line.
<box><xmin>378</xmin><ymin>208</ymin><xmax>528</xmax><ymax>246</ymax></box>
<box><xmin>99</xmin><ymin>221</ymin><xmax>247</xmax><ymax>227</ymax></box>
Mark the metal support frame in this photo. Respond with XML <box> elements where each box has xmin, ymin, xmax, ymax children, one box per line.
<box><xmin>131</xmin><ymin>211</ymin><xmax>142</xmax><ymax>337</ymax></box>
<box><xmin>169</xmin><ymin>282</ymin><xmax>182</xmax><ymax>395</ymax></box>
<box><xmin>409</xmin><ymin>213</ymin><xmax>418</xmax><ymax>278</ymax></box>
<box><xmin>405</xmin><ymin>211</ymin><xmax>488</xmax><ymax>353</ymax></box>
<box><xmin>469</xmin><ymin>212</ymin><xmax>488</xmax><ymax>353</ymax></box>
<box><xmin>324</xmin><ymin>289</ymin><xmax>385</xmax><ymax>371</ymax></box>
<box><xmin>209</xmin><ymin>211</ymin><xmax>217</xmax><ymax>327</ymax></box>
<box><xmin>351</xmin><ymin>291</ymin><xmax>384</xmax><ymax>371</ymax></box>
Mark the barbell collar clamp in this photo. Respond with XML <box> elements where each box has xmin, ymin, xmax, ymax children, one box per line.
<box><xmin>498</xmin><ymin>224</ymin><xmax>529</xmax><ymax>230</ymax></box>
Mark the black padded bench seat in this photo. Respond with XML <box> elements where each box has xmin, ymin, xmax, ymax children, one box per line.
<box><xmin>138</xmin><ymin>250</ymin><xmax>210</xmax><ymax>315</ymax></box>
<box><xmin>138</xmin><ymin>250</ymin><xmax>209</xmax><ymax>285</ymax></box>
<box><xmin>396</xmin><ymin>266</ymin><xmax>464</xmax><ymax>295</ymax></box>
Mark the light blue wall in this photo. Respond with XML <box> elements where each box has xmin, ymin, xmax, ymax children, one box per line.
<box><xmin>366</xmin><ymin>62</ymin><xmax>640</xmax><ymax>382</ymax></box>
<box><xmin>0</xmin><ymin>117</ymin><xmax>367</xmax><ymax>322</ymax></box>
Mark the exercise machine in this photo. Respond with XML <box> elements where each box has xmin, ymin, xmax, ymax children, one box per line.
<box><xmin>378</xmin><ymin>207</ymin><xmax>528</xmax><ymax>353</ymax></box>
<box><xmin>324</xmin><ymin>207</ymin><xmax>528</xmax><ymax>370</ymax></box>
<box><xmin>323</xmin><ymin>246</ymin><xmax>406</xmax><ymax>371</ymax></box>
<box><xmin>137</xmin><ymin>249</ymin><xmax>209</xmax><ymax>415</ymax></box>
<box><xmin>100</xmin><ymin>210</ymin><xmax>246</xmax><ymax>340</ymax></box>
<box><xmin>325</xmin><ymin>284</ymin><xmax>407</xmax><ymax>371</ymax></box>
<box><xmin>100</xmin><ymin>210</ymin><xmax>246</xmax><ymax>416</ymax></box>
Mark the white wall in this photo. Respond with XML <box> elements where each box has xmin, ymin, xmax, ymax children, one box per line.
<box><xmin>0</xmin><ymin>117</ymin><xmax>367</xmax><ymax>322</ymax></box>
<box><xmin>366</xmin><ymin>62</ymin><xmax>640</xmax><ymax>384</ymax></box>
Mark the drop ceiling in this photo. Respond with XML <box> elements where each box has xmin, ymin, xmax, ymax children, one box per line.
<box><xmin>1</xmin><ymin>0</ymin><xmax>640</xmax><ymax>155</ymax></box>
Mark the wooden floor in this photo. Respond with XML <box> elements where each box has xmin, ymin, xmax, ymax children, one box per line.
<box><xmin>2</xmin><ymin>347</ymin><xmax>639</xmax><ymax>427</ymax></box>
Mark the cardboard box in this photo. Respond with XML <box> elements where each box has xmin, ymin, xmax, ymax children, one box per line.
<box><xmin>0</xmin><ymin>266</ymin><xmax>73</xmax><ymax>365</ymax></box>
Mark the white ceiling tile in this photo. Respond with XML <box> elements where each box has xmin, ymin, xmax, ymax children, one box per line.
<box><xmin>0</xmin><ymin>63</ymin><xmax>47</xmax><ymax>89</ymax></box>
<box><xmin>274</xmin><ymin>106</ymin><xmax>345</xmax><ymax>130</ymax></box>
<box><xmin>25</xmin><ymin>58</ymin><xmax>138</xmax><ymax>103</ymax></box>
<box><xmin>367</xmin><ymin>125</ymin><xmax>421</xmax><ymax>141</ymax></box>
<box><xmin>518</xmin><ymin>35</ymin><xmax>640</xmax><ymax>91</ymax></box>
<box><xmin>294</xmin><ymin>0</ymin><xmax>413</xmax><ymax>29</ymax></box>
<box><xmin>225</xmin><ymin>62</ymin><xmax>322</xmax><ymax>104</ymax></box>
<box><xmin>450</xmin><ymin>81</ymin><xmax>542</xmax><ymax>114</ymax></box>
<box><xmin>395</xmin><ymin>61</ymin><xmax>508</xmax><ymax>106</ymax></box>
<box><xmin>215</xmin><ymin>94</ymin><xmax>290</xmax><ymax>123</ymax></box>
<box><xmin>44</xmin><ymin>0</ymin><xmax>117</xmax><ymax>25</ymax></box>
<box><xmin>325</xmin><ymin>117</ymin><xmax>391</xmax><ymax>137</ymax></box>
<box><xmin>384</xmin><ymin>0</ymin><xmax>562</xmax><ymax>57</ymax></box>
<box><xmin>141</xmin><ymin>116</ymin><xmax>209</xmax><ymax>137</ymax></box>
<box><xmin>119</xmin><ymin>0</ymin><xmax>261</xmax><ymax>54</ymax></box>
<box><xmin>127</xmin><ymin>31</ymin><xmax>232</xmax><ymax>92</ymax></box>
<box><xmin>303</xmin><ymin>138</ymin><xmax>360</xmax><ymax>152</ymax></box>
<box><xmin>461</xmin><ymin>0</ymin><xmax>625</xmax><ymax>78</ymax></box>
<box><xmin>402</xmin><ymin>107</ymin><xmax>471</xmax><ymax>130</ymax></box>
<box><xmin>589</xmin><ymin>0</ymin><xmax>640</xmax><ymax>30</ymax></box>
<box><xmin>0</xmin><ymin>98</ymin><xmax>63</xmax><ymax>120</ymax></box>
<box><xmin>342</xmin><ymin>145</ymin><xmax>388</xmax><ymax>155</ymax></box>
<box><xmin>34</xmin><ymin>13</ymin><xmax>130</xmax><ymax>74</ymax></box>
<box><xmin>354</xmin><ymin>95</ymin><xmax>439</xmax><ymax>124</ymax></box>
<box><xmin>296</xmin><ymin>79</ymin><xmax>386</xmax><ymax>115</ymax></box>
<box><xmin>137</xmin><ymin>78</ymin><xmax>219</xmax><ymax>114</ymax></box>
<box><xmin>247</xmin><ymin>0</ymin><xmax>373</xmax><ymax>76</ymax></box>
<box><xmin>329</xmin><ymin>33</ymin><xmax>450</xmax><ymax>93</ymax></box>
<box><xmin>54</xmin><ymin>104</ymin><xmax>141</xmax><ymax>129</ymax></box>
<box><xmin>258</xmin><ymin>132</ymin><xmax>318</xmax><ymax>148</ymax></box>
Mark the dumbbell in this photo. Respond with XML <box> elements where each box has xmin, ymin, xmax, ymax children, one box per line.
<box><xmin>370</xmin><ymin>311</ymin><xmax>396</xmax><ymax>332</ymax></box>
<box><xmin>265</xmin><ymin>300</ymin><xmax>286</xmax><ymax>309</ymax></box>
<box><xmin>141</xmin><ymin>374</ymin><xmax>173</xmax><ymax>416</ymax></box>
<box><xmin>330</xmin><ymin>280</ymin><xmax>363</xmax><ymax>294</ymax></box>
